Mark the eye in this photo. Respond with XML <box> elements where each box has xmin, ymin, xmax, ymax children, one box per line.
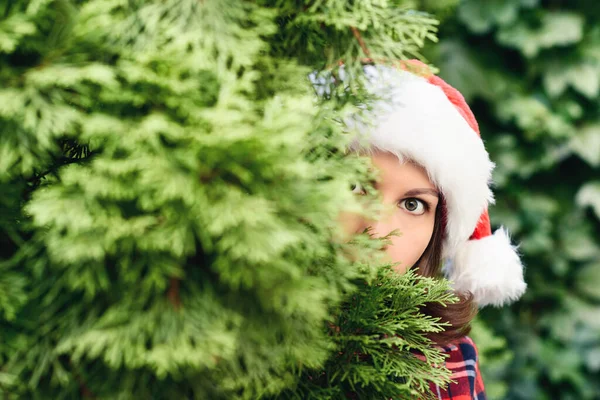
<box><xmin>399</xmin><ymin>198</ymin><xmax>427</xmax><ymax>215</ymax></box>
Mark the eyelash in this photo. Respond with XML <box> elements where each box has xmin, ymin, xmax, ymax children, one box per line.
<box><xmin>351</xmin><ymin>185</ymin><xmax>434</xmax><ymax>214</ymax></box>
<box><xmin>398</xmin><ymin>197</ymin><xmax>431</xmax><ymax>214</ymax></box>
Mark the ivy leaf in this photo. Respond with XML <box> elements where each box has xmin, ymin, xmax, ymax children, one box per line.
<box><xmin>569</xmin><ymin>124</ymin><xmax>600</xmax><ymax>167</ymax></box>
<box><xmin>575</xmin><ymin>262</ymin><xmax>600</xmax><ymax>301</ymax></box>
<box><xmin>543</xmin><ymin>345</ymin><xmax>585</xmax><ymax>385</ymax></box>
<box><xmin>495</xmin><ymin>95</ymin><xmax>573</xmax><ymax>140</ymax></box>
<box><xmin>497</xmin><ymin>12</ymin><xmax>584</xmax><ymax>57</ymax></box>
<box><xmin>544</xmin><ymin>62</ymin><xmax>600</xmax><ymax>99</ymax></box>
<box><xmin>576</xmin><ymin>182</ymin><xmax>600</xmax><ymax>219</ymax></box>
<box><xmin>568</xmin><ymin>64</ymin><xmax>600</xmax><ymax>98</ymax></box>
<box><xmin>580</xmin><ymin>28</ymin><xmax>600</xmax><ymax>62</ymax></box>
<box><xmin>560</xmin><ymin>224</ymin><xmax>600</xmax><ymax>261</ymax></box>
<box><xmin>437</xmin><ymin>39</ymin><xmax>514</xmax><ymax>103</ymax></box>
<box><xmin>540</xmin><ymin>310</ymin><xmax>575</xmax><ymax>342</ymax></box>
<box><xmin>585</xmin><ymin>347</ymin><xmax>600</xmax><ymax>372</ymax></box>
<box><xmin>457</xmin><ymin>0</ymin><xmax>523</xmax><ymax>34</ymax></box>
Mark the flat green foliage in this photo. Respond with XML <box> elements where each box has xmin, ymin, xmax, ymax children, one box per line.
<box><xmin>431</xmin><ymin>1</ymin><xmax>600</xmax><ymax>398</ymax></box>
<box><xmin>277</xmin><ymin>267</ymin><xmax>455</xmax><ymax>400</ymax></box>
<box><xmin>0</xmin><ymin>1</ymin><xmax>457</xmax><ymax>399</ymax></box>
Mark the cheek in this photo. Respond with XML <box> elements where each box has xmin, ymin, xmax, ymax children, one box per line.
<box><xmin>338</xmin><ymin>211</ymin><xmax>364</xmax><ymax>236</ymax></box>
<box><xmin>384</xmin><ymin>217</ymin><xmax>435</xmax><ymax>273</ymax></box>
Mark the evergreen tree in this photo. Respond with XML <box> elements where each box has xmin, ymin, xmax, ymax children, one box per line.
<box><xmin>1</xmin><ymin>1</ymin><xmax>456</xmax><ymax>398</ymax></box>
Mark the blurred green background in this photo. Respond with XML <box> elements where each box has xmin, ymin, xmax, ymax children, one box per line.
<box><xmin>425</xmin><ymin>0</ymin><xmax>600</xmax><ymax>398</ymax></box>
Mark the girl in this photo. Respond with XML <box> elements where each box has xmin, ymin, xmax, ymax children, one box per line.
<box><xmin>342</xmin><ymin>61</ymin><xmax>527</xmax><ymax>399</ymax></box>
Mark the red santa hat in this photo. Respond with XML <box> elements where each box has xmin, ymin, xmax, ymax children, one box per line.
<box><xmin>355</xmin><ymin>61</ymin><xmax>527</xmax><ymax>307</ymax></box>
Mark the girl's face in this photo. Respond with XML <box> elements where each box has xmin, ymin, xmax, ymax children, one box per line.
<box><xmin>344</xmin><ymin>151</ymin><xmax>439</xmax><ymax>273</ymax></box>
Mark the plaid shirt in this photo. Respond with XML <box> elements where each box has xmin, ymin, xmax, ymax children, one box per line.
<box><xmin>430</xmin><ymin>336</ymin><xmax>486</xmax><ymax>400</ymax></box>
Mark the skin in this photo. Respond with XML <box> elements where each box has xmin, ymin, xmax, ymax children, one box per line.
<box><xmin>342</xmin><ymin>151</ymin><xmax>439</xmax><ymax>273</ymax></box>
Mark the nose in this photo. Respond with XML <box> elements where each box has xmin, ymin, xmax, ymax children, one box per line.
<box><xmin>339</xmin><ymin>211</ymin><xmax>369</xmax><ymax>238</ymax></box>
<box><xmin>339</xmin><ymin>209</ymin><xmax>398</xmax><ymax>240</ymax></box>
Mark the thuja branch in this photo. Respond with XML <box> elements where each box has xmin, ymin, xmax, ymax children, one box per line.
<box><xmin>350</xmin><ymin>26</ymin><xmax>371</xmax><ymax>57</ymax></box>
<box><xmin>168</xmin><ymin>278</ymin><xmax>181</xmax><ymax>309</ymax></box>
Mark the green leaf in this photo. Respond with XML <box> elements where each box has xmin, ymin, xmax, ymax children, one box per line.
<box><xmin>495</xmin><ymin>95</ymin><xmax>573</xmax><ymax>140</ymax></box>
<box><xmin>569</xmin><ymin>124</ymin><xmax>600</xmax><ymax>167</ymax></box>
<box><xmin>543</xmin><ymin>344</ymin><xmax>584</xmax><ymax>384</ymax></box>
<box><xmin>497</xmin><ymin>12</ymin><xmax>584</xmax><ymax>57</ymax></box>
<box><xmin>584</xmin><ymin>347</ymin><xmax>600</xmax><ymax>372</ymax></box>
<box><xmin>576</xmin><ymin>182</ymin><xmax>600</xmax><ymax>219</ymax></box>
<box><xmin>575</xmin><ymin>262</ymin><xmax>600</xmax><ymax>301</ymax></box>
<box><xmin>457</xmin><ymin>0</ymin><xmax>521</xmax><ymax>34</ymax></box>
<box><xmin>437</xmin><ymin>39</ymin><xmax>513</xmax><ymax>103</ymax></box>
<box><xmin>457</xmin><ymin>0</ymin><xmax>539</xmax><ymax>34</ymax></box>
<box><xmin>544</xmin><ymin>62</ymin><xmax>600</xmax><ymax>99</ymax></box>
<box><xmin>559</xmin><ymin>218</ymin><xmax>600</xmax><ymax>261</ymax></box>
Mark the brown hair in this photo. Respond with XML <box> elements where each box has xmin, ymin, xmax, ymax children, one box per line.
<box><xmin>415</xmin><ymin>196</ymin><xmax>478</xmax><ymax>346</ymax></box>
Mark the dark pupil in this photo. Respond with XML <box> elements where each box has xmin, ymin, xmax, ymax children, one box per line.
<box><xmin>406</xmin><ymin>199</ymin><xmax>418</xmax><ymax>211</ymax></box>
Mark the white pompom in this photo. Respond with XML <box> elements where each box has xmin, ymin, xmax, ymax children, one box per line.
<box><xmin>448</xmin><ymin>228</ymin><xmax>527</xmax><ymax>307</ymax></box>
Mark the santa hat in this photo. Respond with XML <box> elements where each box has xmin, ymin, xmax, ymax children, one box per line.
<box><xmin>354</xmin><ymin>61</ymin><xmax>526</xmax><ymax>307</ymax></box>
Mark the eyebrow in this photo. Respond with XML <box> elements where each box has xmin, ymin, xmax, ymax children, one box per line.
<box><xmin>403</xmin><ymin>188</ymin><xmax>440</xmax><ymax>198</ymax></box>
